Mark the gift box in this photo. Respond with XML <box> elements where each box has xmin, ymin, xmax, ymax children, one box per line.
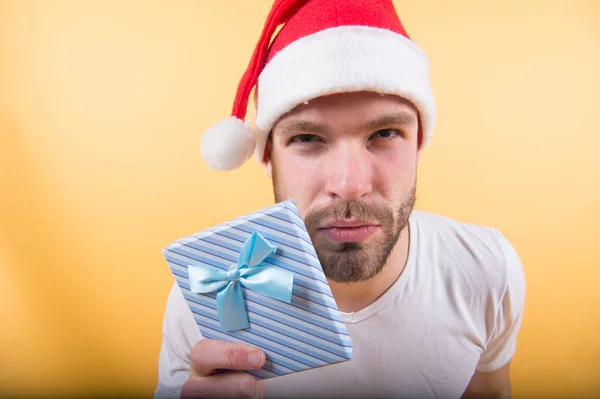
<box><xmin>162</xmin><ymin>200</ymin><xmax>353</xmax><ymax>379</ymax></box>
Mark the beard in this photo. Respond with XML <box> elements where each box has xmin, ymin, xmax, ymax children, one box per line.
<box><xmin>273</xmin><ymin>167</ymin><xmax>416</xmax><ymax>283</ymax></box>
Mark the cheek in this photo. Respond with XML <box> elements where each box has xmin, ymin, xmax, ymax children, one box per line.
<box><xmin>272</xmin><ymin>153</ymin><xmax>323</xmax><ymax>213</ymax></box>
<box><xmin>373</xmin><ymin>146</ymin><xmax>417</xmax><ymax>196</ymax></box>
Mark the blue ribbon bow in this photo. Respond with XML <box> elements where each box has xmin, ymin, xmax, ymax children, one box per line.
<box><xmin>187</xmin><ymin>232</ymin><xmax>294</xmax><ymax>331</ymax></box>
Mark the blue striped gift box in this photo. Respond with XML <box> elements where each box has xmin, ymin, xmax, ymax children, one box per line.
<box><xmin>162</xmin><ymin>199</ymin><xmax>353</xmax><ymax>379</ymax></box>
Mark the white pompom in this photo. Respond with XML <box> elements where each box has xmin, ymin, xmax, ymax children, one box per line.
<box><xmin>201</xmin><ymin>117</ymin><xmax>256</xmax><ymax>171</ymax></box>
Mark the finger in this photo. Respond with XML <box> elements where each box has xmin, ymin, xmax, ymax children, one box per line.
<box><xmin>181</xmin><ymin>371</ymin><xmax>262</xmax><ymax>399</ymax></box>
<box><xmin>256</xmin><ymin>379</ymin><xmax>265</xmax><ymax>399</ymax></box>
<box><xmin>190</xmin><ymin>339</ymin><xmax>266</xmax><ymax>377</ymax></box>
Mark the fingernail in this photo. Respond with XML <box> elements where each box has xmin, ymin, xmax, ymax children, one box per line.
<box><xmin>247</xmin><ymin>350</ymin><xmax>264</xmax><ymax>368</ymax></box>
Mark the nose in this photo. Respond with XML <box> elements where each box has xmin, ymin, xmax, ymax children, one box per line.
<box><xmin>324</xmin><ymin>142</ymin><xmax>373</xmax><ymax>201</ymax></box>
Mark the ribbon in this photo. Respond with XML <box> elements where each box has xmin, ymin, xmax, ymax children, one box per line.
<box><xmin>187</xmin><ymin>232</ymin><xmax>294</xmax><ymax>331</ymax></box>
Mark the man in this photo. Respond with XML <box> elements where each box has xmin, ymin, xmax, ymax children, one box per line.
<box><xmin>155</xmin><ymin>0</ymin><xmax>526</xmax><ymax>398</ymax></box>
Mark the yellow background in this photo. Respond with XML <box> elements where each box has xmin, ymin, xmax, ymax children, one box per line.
<box><xmin>1</xmin><ymin>0</ymin><xmax>599</xmax><ymax>397</ymax></box>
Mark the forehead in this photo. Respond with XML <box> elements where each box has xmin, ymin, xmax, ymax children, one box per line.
<box><xmin>276</xmin><ymin>92</ymin><xmax>417</xmax><ymax>125</ymax></box>
<box><xmin>273</xmin><ymin>91</ymin><xmax>418</xmax><ymax>132</ymax></box>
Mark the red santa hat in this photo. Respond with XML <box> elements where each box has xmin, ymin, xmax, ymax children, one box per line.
<box><xmin>201</xmin><ymin>0</ymin><xmax>436</xmax><ymax>171</ymax></box>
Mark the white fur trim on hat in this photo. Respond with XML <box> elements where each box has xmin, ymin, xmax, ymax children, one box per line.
<box><xmin>254</xmin><ymin>25</ymin><xmax>436</xmax><ymax>163</ymax></box>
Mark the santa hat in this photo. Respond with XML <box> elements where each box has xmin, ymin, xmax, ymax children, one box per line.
<box><xmin>201</xmin><ymin>0</ymin><xmax>436</xmax><ymax>171</ymax></box>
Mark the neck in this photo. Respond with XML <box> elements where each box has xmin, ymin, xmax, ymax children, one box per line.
<box><xmin>327</xmin><ymin>222</ymin><xmax>411</xmax><ymax>313</ymax></box>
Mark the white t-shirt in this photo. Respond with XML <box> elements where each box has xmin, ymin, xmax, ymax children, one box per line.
<box><xmin>154</xmin><ymin>210</ymin><xmax>526</xmax><ymax>399</ymax></box>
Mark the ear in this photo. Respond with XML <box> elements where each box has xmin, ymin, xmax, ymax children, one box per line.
<box><xmin>264</xmin><ymin>160</ymin><xmax>273</xmax><ymax>179</ymax></box>
<box><xmin>263</xmin><ymin>138</ymin><xmax>273</xmax><ymax>179</ymax></box>
<box><xmin>416</xmin><ymin>120</ymin><xmax>423</xmax><ymax>165</ymax></box>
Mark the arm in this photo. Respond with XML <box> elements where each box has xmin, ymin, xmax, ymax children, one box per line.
<box><xmin>463</xmin><ymin>229</ymin><xmax>525</xmax><ymax>399</ymax></box>
<box><xmin>155</xmin><ymin>282</ymin><xmax>202</xmax><ymax>398</ymax></box>
<box><xmin>462</xmin><ymin>362</ymin><xmax>511</xmax><ymax>399</ymax></box>
<box><xmin>154</xmin><ymin>282</ymin><xmax>266</xmax><ymax>399</ymax></box>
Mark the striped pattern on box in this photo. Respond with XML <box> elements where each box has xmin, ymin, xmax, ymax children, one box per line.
<box><xmin>162</xmin><ymin>200</ymin><xmax>353</xmax><ymax>379</ymax></box>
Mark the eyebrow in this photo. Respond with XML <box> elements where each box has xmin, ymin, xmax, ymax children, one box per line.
<box><xmin>276</xmin><ymin>111</ymin><xmax>418</xmax><ymax>138</ymax></box>
<box><xmin>277</xmin><ymin>120</ymin><xmax>330</xmax><ymax>137</ymax></box>
<box><xmin>362</xmin><ymin>112</ymin><xmax>418</xmax><ymax>131</ymax></box>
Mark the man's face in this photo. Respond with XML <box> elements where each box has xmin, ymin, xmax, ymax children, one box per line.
<box><xmin>266</xmin><ymin>92</ymin><xmax>420</xmax><ymax>283</ymax></box>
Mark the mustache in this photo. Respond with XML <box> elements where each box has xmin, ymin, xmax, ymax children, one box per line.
<box><xmin>304</xmin><ymin>200</ymin><xmax>394</xmax><ymax>229</ymax></box>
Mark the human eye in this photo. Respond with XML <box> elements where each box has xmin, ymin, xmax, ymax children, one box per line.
<box><xmin>370</xmin><ymin>129</ymin><xmax>401</xmax><ymax>140</ymax></box>
<box><xmin>288</xmin><ymin>134</ymin><xmax>321</xmax><ymax>145</ymax></box>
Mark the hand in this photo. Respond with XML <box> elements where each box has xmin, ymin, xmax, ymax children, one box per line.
<box><xmin>180</xmin><ymin>338</ymin><xmax>267</xmax><ymax>399</ymax></box>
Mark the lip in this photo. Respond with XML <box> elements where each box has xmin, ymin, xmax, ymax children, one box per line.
<box><xmin>318</xmin><ymin>220</ymin><xmax>380</xmax><ymax>243</ymax></box>
<box><xmin>322</xmin><ymin>220</ymin><xmax>374</xmax><ymax>228</ymax></box>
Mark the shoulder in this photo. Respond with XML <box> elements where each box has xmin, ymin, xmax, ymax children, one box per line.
<box><xmin>159</xmin><ymin>281</ymin><xmax>203</xmax><ymax>370</ymax></box>
<box><xmin>163</xmin><ymin>281</ymin><xmax>203</xmax><ymax>346</ymax></box>
<box><xmin>410</xmin><ymin>210</ymin><xmax>525</xmax><ymax>302</ymax></box>
<box><xmin>155</xmin><ymin>282</ymin><xmax>203</xmax><ymax>398</ymax></box>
